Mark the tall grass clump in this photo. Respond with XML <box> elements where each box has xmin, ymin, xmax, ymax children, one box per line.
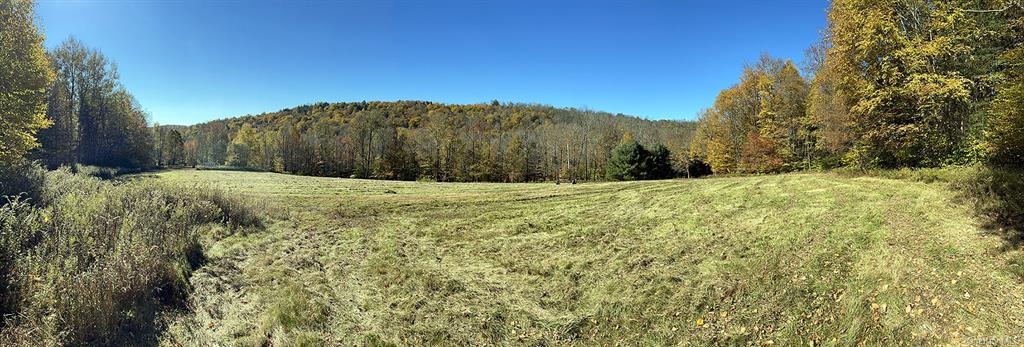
<box><xmin>0</xmin><ymin>168</ymin><xmax>261</xmax><ymax>346</ymax></box>
<box><xmin>946</xmin><ymin>167</ymin><xmax>1024</xmax><ymax>247</ymax></box>
<box><xmin>69</xmin><ymin>164</ymin><xmax>155</xmax><ymax>180</ymax></box>
<box><xmin>0</xmin><ymin>160</ymin><xmax>46</xmax><ymax>203</ymax></box>
<box><xmin>70</xmin><ymin>164</ymin><xmax>119</xmax><ymax>180</ymax></box>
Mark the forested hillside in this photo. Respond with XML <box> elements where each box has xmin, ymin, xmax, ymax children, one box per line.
<box><xmin>690</xmin><ymin>1</ymin><xmax>1024</xmax><ymax>173</ymax></box>
<box><xmin>177</xmin><ymin>102</ymin><xmax>697</xmax><ymax>182</ymax></box>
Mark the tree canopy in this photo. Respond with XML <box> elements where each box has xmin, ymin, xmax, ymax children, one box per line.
<box><xmin>180</xmin><ymin>101</ymin><xmax>694</xmax><ymax>182</ymax></box>
<box><xmin>34</xmin><ymin>37</ymin><xmax>154</xmax><ymax>169</ymax></box>
<box><xmin>690</xmin><ymin>0</ymin><xmax>1024</xmax><ymax>173</ymax></box>
<box><xmin>0</xmin><ymin>0</ymin><xmax>52</xmax><ymax>169</ymax></box>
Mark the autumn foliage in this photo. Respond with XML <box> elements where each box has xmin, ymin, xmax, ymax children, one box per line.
<box><xmin>690</xmin><ymin>0</ymin><xmax>1024</xmax><ymax>173</ymax></box>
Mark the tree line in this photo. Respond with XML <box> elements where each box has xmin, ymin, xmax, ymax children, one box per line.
<box><xmin>33</xmin><ymin>37</ymin><xmax>154</xmax><ymax>169</ymax></box>
<box><xmin>7</xmin><ymin>0</ymin><xmax>1023</xmax><ymax>187</ymax></box>
<box><xmin>174</xmin><ymin>101</ymin><xmax>696</xmax><ymax>182</ymax></box>
<box><xmin>3</xmin><ymin>2</ymin><xmax>695</xmax><ymax>185</ymax></box>
<box><xmin>689</xmin><ymin>0</ymin><xmax>1024</xmax><ymax>173</ymax></box>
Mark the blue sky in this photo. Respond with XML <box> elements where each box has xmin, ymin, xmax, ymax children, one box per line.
<box><xmin>36</xmin><ymin>0</ymin><xmax>828</xmax><ymax>125</ymax></box>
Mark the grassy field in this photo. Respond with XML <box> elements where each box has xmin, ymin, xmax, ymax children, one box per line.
<box><xmin>145</xmin><ymin>170</ymin><xmax>1024</xmax><ymax>346</ymax></box>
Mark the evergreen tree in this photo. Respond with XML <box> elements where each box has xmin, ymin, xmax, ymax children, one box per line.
<box><xmin>647</xmin><ymin>144</ymin><xmax>674</xmax><ymax>179</ymax></box>
<box><xmin>606</xmin><ymin>141</ymin><xmax>646</xmax><ymax>181</ymax></box>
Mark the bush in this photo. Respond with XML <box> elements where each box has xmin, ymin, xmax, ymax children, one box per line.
<box><xmin>69</xmin><ymin>164</ymin><xmax>155</xmax><ymax>180</ymax></box>
<box><xmin>684</xmin><ymin>159</ymin><xmax>713</xmax><ymax>178</ymax></box>
<box><xmin>195</xmin><ymin>165</ymin><xmax>265</xmax><ymax>172</ymax></box>
<box><xmin>0</xmin><ymin>197</ymin><xmax>44</xmax><ymax>321</ymax></box>
<box><xmin>0</xmin><ymin>168</ymin><xmax>262</xmax><ymax>345</ymax></box>
<box><xmin>72</xmin><ymin>164</ymin><xmax>119</xmax><ymax>180</ymax></box>
<box><xmin>946</xmin><ymin>167</ymin><xmax>1024</xmax><ymax>245</ymax></box>
<box><xmin>192</xmin><ymin>186</ymin><xmax>264</xmax><ymax>229</ymax></box>
<box><xmin>0</xmin><ymin>160</ymin><xmax>46</xmax><ymax>204</ymax></box>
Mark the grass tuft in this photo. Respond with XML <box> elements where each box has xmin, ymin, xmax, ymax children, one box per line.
<box><xmin>0</xmin><ymin>168</ymin><xmax>263</xmax><ymax>346</ymax></box>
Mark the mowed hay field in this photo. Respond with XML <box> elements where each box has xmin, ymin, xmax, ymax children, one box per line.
<box><xmin>146</xmin><ymin>170</ymin><xmax>1024</xmax><ymax>346</ymax></box>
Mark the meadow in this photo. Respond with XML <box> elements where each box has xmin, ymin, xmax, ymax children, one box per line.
<box><xmin>147</xmin><ymin>169</ymin><xmax>1024</xmax><ymax>346</ymax></box>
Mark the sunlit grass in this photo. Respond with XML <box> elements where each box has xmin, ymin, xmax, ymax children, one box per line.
<box><xmin>153</xmin><ymin>169</ymin><xmax>1024</xmax><ymax>345</ymax></box>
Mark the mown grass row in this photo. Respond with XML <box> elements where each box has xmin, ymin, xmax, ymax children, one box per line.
<box><xmin>152</xmin><ymin>169</ymin><xmax>1024</xmax><ymax>345</ymax></box>
<box><xmin>0</xmin><ymin>168</ymin><xmax>262</xmax><ymax>346</ymax></box>
<box><xmin>834</xmin><ymin>165</ymin><xmax>1024</xmax><ymax>250</ymax></box>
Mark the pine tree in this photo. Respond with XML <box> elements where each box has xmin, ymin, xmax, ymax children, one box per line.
<box><xmin>605</xmin><ymin>140</ymin><xmax>645</xmax><ymax>181</ymax></box>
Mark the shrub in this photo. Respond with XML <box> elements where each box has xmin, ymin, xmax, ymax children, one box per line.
<box><xmin>69</xmin><ymin>164</ymin><xmax>155</xmax><ymax>180</ymax></box>
<box><xmin>191</xmin><ymin>186</ymin><xmax>264</xmax><ymax>229</ymax></box>
<box><xmin>72</xmin><ymin>164</ymin><xmax>119</xmax><ymax>180</ymax></box>
<box><xmin>684</xmin><ymin>159</ymin><xmax>713</xmax><ymax>178</ymax></box>
<box><xmin>0</xmin><ymin>160</ymin><xmax>46</xmax><ymax>204</ymax></box>
<box><xmin>0</xmin><ymin>197</ymin><xmax>44</xmax><ymax>321</ymax></box>
<box><xmin>0</xmin><ymin>168</ymin><xmax>262</xmax><ymax>345</ymax></box>
<box><xmin>946</xmin><ymin>167</ymin><xmax>1024</xmax><ymax>245</ymax></box>
<box><xmin>195</xmin><ymin>165</ymin><xmax>266</xmax><ymax>172</ymax></box>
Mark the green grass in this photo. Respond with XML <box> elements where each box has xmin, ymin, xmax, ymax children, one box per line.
<box><xmin>0</xmin><ymin>169</ymin><xmax>262</xmax><ymax>346</ymax></box>
<box><xmin>150</xmin><ymin>169</ymin><xmax>1024</xmax><ymax>346</ymax></box>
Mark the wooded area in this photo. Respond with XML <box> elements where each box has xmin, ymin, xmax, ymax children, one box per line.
<box><xmin>175</xmin><ymin>102</ymin><xmax>695</xmax><ymax>182</ymax></box>
<box><xmin>35</xmin><ymin>37</ymin><xmax>154</xmax><ymax>169</ymax></box>
<box><xmin>689</xmin><ymin>0</ymin><xmax>1024</xmax><ymax>173</ymax></box>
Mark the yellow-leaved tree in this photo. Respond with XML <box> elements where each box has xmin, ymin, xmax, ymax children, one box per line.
<box><xmin>0</xmin><ymin>0</ymin><xmax>53</xmax><ymax>168</ymax></box>
<box><xmin>988</xmin><ymin>44</ymin><xmax>1024</xmax><ymax>166</ymax></box>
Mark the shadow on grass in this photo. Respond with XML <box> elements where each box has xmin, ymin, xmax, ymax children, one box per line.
<box><xmin>834</xmin><ymin>165</ymin><xmax>1024</xmax><ymax>251</ymax></box>
<box><xmin>950</xmin><ymin>167</ymin><xmax>1024</xmax><ymax>251</ymax></box>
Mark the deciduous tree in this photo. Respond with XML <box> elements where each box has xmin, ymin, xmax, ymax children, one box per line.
<box><xmin>0</xmin><ymin>0</ymin><xmax>52</xmax><ymax>168</ymax></box>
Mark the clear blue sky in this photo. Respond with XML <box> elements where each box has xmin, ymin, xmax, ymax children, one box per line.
<box><xmin>36</xmin><ymin>0</ymin><xmax>828</xmax><ymax>125</ymax></box>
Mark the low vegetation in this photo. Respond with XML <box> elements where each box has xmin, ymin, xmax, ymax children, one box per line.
<box><xmin>836</xmin><ymin>165</ymin><xmax>1024</xmax><ymax>249</ymax></box>
<box><xmin>152</xmin><ymin>169</ymin><xmax>1023</xmax><ymax>345</ymax></box>
<box><xmin>0</xmin><ymin>169</ymin><xmax>261</xmax><ymax>346</ymax></box>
